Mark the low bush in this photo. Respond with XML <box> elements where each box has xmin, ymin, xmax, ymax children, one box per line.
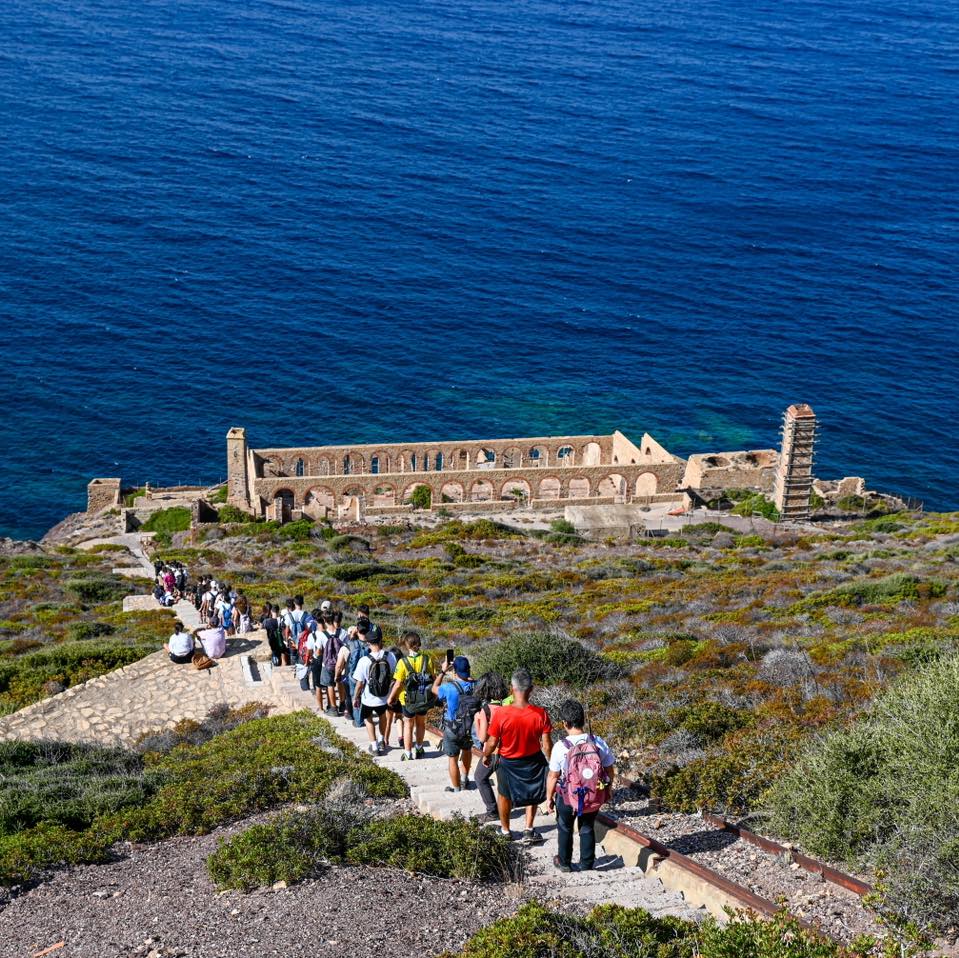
<box><xmin>66</xmin><ymin>620</ymin><xmax>116</xmax><ymax>642</ymax></box>
<box><xmin>209</xmin><ymin>810</ymin><xmax>516</xmax><ymax>891</ymax></box>
<box><xmin>0</xmin><ymin>641</ymin><xmax>157</xmax><ymax>712</ymax></box>
<box><xmin>410</xmin><ymin>520</ymin><xmax>524</xmax><ymax>547</ymax></box>
<box><xmin>409</xmin><ymin>485</ymin><xmax>432</xmax><ymax>510</ymax></box>
<box><xmin>217</xmin><ymin>504</ymin><xmax>259</xmax><ymax>524</ymax></box>
<box><xmin>0</xmin><ymin>711</ymin><xmax>406</xmax><ymax>884</ymax></box>
<box><xmin>473</xmin><ymin>631</ymin><xmax>613</xmax><ymax>688</ymax></box>
<box><xmin>447</xmin><ymin>901</ymin><xmax>856</xmax><ymax>958</ymax></box>
<box><xmin>140</xmin><ymin>507</ymin><xmax>192</xmax><ymax>534</ymax></box>
<box><xmin>731</xmin><ymin>494</ymin><xmax>779</xmax><ymax>522</ymax></box>
<box><xmin>65</xmin><ymin>577</ymin><xmax>127</xmax><ymax>604</ymax></box>
<box><xmin>766</xmin><ymin>653</ymin><xmax>959</xmax><ymax>931</ymax></box>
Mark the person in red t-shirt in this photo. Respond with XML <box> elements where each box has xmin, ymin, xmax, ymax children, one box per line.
<box><xmin>481</xmin><ymin>668</ymin><xmax>552</xmax><ymax>844</ymax></box>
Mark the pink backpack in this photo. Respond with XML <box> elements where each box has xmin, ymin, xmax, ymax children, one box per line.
<box><xmin>558</xmin><ymin>736</ymin><xmax>611</xmax><ymax>816</ymax></box>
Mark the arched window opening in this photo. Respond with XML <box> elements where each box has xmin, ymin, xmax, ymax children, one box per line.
<box><xmin>295</xmin><ymin>458</ymin><xmax>305</xmax><ymax>477</ymax></box>
<box><xmin>371</xmin><ymin>456</ymin><xmax>379</xmax><ymax>475</ymax></box>
<box><xmin>343</xmin><ymin>455</ymin><xmax>351</xmax><ymax>476</ymax></box>
<box><xmin>435</xmin><ymin>452</ymin><xmax>443</xmax><ymax>471</ymax></box>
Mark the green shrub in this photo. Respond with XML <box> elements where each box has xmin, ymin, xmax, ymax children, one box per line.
<box><xmin>731</xmin><ymin>494</ymin><xmax>779</xmax><ymax>522</ymax></box>
<box><xmin>550</xmin><ymin>519</ymin><xmax>577</xmax><ymax>535</ymax></box>
<box><xmin>669</xmin><ymin>702</ymin><xmax>753</xmax><ymax>745</ymax></box>
<box><xmin>210</xmin><ymin>486</ymin><xmax>228</xmax><ymax>504</ymax></box>
<box><xmin>410</xmin><ymin>485</ymin><xmax>432</xmax><ymax>510</ymax></box>
<box><xmin>410</xmin><ymin>520</ymin><xmax>524</xmax><ymax>547</ymax></box>
<box><xmin>67</xmin><ymin>620</ymin><xmax>116</xmax><ymax>642</ymax></box>
<box><xmin>277</xmin><ymin>519</ymin><xmax>314</xmax><ymax>541</ymax></box>
<box><xmin>65</xmin><ymin>577</ymin><xmax>127</xmax><ymax>604</ymax></box>
<box><xmin>325</xmin><ymin>562</ymin><xmax>406</xmax><ymax>582</ymax></box>
<box><xmin>450</xmin><ymin>901</ymin><xmax>853</xmax><ymax>958</ymax></box>
<box><xmin>209</xmin><ymin>810</ymin><xmax>516</xmax><ymax>891</ymax></box>
<box><xmin>140</xmin><ymin>507</ymin><xmax>192</xmax><ymax>534</ymax></box>
<box><xmin>217</xmin><ymin>504</ymin><xmax>259</xmax><ymax>524</ymax></box>
<box><xmin>474</xmin><ymin>632</ymin><xmax>613</xmax><ymax>688</ymax></box>
<box><xmin>766</xmin><ymin>653</ymin><xmax>959</xmax><ymax>931</ymax></box>
<box><xmin>0</xmin><ymin>711</ymin><xmax>406</xmax><ymax>885</ymax></box>
<box><xmin>794</xmin><ymin>573</ymin><xmax>945</xmax><ymax>611</ymax></box>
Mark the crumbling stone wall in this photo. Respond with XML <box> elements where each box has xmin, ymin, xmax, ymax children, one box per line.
<box><xmin>86</xmin><ymin>478</ymin><xmax>121</xmax><ymax>514</ymax></box>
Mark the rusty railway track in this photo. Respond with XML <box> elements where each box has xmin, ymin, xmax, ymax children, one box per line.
<box><xmin>430</xmin><ymin>724</ymin><xmax>870</xmax><ymax>939</ymax></box>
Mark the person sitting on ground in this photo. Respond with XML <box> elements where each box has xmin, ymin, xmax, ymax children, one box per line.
<box><xmin>387</xmin><ymin>631</ymin><xmax>433</xmax><ymax>761</ymax></box>
<box><xmin>351</xmin><ymin>631</ymin><xmax>396</xmax><ymax>755</ymax></box>
<box><xmin>472</xmin><ymin>671</ymin><xmax>510</xmax><ymax>823</ymax></box>
<box><xmin>164</xmin><ymin>620</ymin><xmax>195</xmax><ymax>664</ymax></box>
<box><xmin>482</xmin><ymin>668</ymin><xmax>552</xmax><ymax>844</ymax></box>
<box><xmin>546</xmin><ymin>699</ymin><xmax>616</xmax><ymax>873</ymax></box>
<box><xmin>433</xmin><ymin>655</ymin><xmax>478</xmax><ymax>793</ymax></box>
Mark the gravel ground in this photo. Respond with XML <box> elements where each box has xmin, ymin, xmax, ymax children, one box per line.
<box><xmin>606</xmin><ymin>786</ymin><xmax>884</xmax><ymax>943</ymax></box>
<box><xmin>0</xmin><ymin>813</ymin><xmax>526</xmax><ymax>958</ymax></box>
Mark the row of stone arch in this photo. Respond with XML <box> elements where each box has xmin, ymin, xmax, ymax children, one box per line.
<box><xmin>270</xmin><ymin>472</ymin><xmax>659</xmax><ymax>513</ymax></box>
<box><xmin>263</xmin><ymin>440</ymin><xmax>614</xmax><ymax>479</ymax></box>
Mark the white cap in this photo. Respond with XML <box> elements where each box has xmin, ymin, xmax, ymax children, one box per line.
<box><xmin>320</xmin><ymin>600</ymin><xmax>332</xmax><ymax>611</ymax></box>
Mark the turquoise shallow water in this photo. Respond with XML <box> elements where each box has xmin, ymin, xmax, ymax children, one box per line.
<box><xmin>2</xmin><ymin>0</ymin><xmax>957</xmax><ymax>538</ymax></box>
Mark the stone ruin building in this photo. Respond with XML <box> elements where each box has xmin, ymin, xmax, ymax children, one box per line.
<box><xmin>85</xmin><ymin>406</ymin><xmax>835</xmax><ymax>527</ymax></box>
<box><xmin>225</xmin><ymin>428</ymin><xmax>687</xmax><ymax>521</ymax></box>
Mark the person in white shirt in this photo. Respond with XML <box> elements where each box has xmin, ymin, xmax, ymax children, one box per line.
<box><xmin>351</xmin><ymin>633</ymin><xmax>396</xmax><ymax>755</ymax></box>
<box><xmin>164</xmin><ymin>621</ymin><xmax>195</xmax><ymax>665</ymax></box>
<box><xmin>545</xmin><ymin>699</ymin><xmax>616</xmax><ymax>873</ymax></box>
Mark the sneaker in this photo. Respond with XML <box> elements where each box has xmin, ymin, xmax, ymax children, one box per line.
<box><xmin>444</xmin><ymin>785</ymin><xmax>461</xmax><ymax>793</ymax></box>
<box><xmin>479</xmin><ymin>811</ymin><xmax>499</xmax><ymax>824</ymax></box>
<box><xmin>323</xmin><ymin>707</ymin><xmax>338</xmax><ymax>715</ymax></box>
<box><xmin>414</xmin><ymin>745</ymin><xmax>425</xmax><ymax>759</ymax></box>
<box><xmin>552</xmin><ymin>855</ymin><xmax>571</xmax><ymax>874</ymax></box>
<box><xmin>376</xmin><ymin>741</ymin><xmax>388</xmax><ymax>756</ymax></box>
<box><xmin>367</xmin><ymin>743</ymin><xmax>377</xmax><ymax>755</ymax></box>
<box><xmin>400</xmin><ymin>751</ymin><xmax>412</xmax><ymax>762</ymax></box>
<box><xmin>462</xmin><ymin>775</ymin><xmax>471</xmax><ymax>789</ymax></box>
<box><xmin>522</xmin><ymin>829</ymin><xmax>544</xmax><ymax>845</ymax></box>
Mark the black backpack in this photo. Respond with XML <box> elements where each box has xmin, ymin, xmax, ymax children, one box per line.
<box><xmin>400</xmin><ymin>653</ymin><xmax>434</xmax><ymax>715</ymax></box>
<box><xmin>446</xmin><ymin>680</ymin><xmax>482</xmax><ymax>741</ymax></box>
<box><xmin>367</xmin><ymin>655</ymin><xmax>393</xmax><ymax>698</ymax></box>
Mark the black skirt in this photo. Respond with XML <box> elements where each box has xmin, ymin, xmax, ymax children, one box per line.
<box><xmin>495</xmin><ymin>752</ymin><xmax>548</xmax><ymax>807</ymax></box>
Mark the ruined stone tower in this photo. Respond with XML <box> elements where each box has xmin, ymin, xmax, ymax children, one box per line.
<box><xmin>773</xmin><ymin>404</ymin><xmax>817</xmax><ymax>521</ymax></box>
<box><xmin>226</xmin><ymin>427</ymin><xmax>251</xmax><ymax>510</ymax></box>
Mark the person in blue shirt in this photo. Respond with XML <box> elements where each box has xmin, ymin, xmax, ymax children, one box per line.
<box><xmin>432</xmin><ymin>655</ymin><xmax>476</xmax><ymax>793</ymax></box>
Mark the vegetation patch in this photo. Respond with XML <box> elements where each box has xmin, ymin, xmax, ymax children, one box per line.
<box><xmin>0</xmin><ymin>710</ymin><xmax>405</xmax><ymax>884</ymax></box>
<box><xmin>474</xmin><ymin>631</ymin><xmax>613</xmax><ymax>688</ymax></box>
<box><xmin>446</xmin><ymin>900</ymin><xmax>859</xmax><ymax>958</ymax></box>
<box><xmin>766</xmin><ymin>653</ymin><xmax>959</xmax><ymax>931</ymax></box>
<box><xmin>209</xmin><ymin>809</ymin><xmax>515</xmax><ymax>891</ymax></box>
<box><xmin>140</xmin><ymin>507</ymin><xmax>192</xmax><ymax>535</ymax></box>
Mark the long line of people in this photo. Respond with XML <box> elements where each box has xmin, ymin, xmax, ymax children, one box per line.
<box><xmin>263</xmin><ymin>596</ymin><xmax>618</xmax><ymax>870</ymax></box>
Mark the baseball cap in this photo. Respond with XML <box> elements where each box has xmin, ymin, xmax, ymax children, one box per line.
<box><xmin>320</xmin><ymin>600</ymin><xmax>332</xmax><ymax>611</ymax></box>
<box><xmin>453</xmin><ymin>655</ymin><xmax>471</xmax><ymax>678</ymax></box>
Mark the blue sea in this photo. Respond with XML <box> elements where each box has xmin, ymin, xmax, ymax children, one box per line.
<box><xmin>2</xmin><ymin>0</ymin><xmax>957</xmax><ymax>540</ymax></box>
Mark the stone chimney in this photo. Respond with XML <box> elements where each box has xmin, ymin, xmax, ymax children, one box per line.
<box><xmin>226</xmin><ymin>427</ymin><xmax>250</xmax><ymax>509</ymax></box>
<box><xmin>773</xmin><ymin>404</ymin><xmax>817</xmax><ymax>521</ymax></box>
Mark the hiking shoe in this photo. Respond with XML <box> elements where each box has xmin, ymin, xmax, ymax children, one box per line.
<box><xmin>444</xmin><ymin>785</ymin><xmax>462</xmax><ymax>793</ymax></box>
<box><xmin>553</xmin><ymin>855</ymin><xmax>571</xmax><ymax>874</ymax></box>
<box><xmin>522</xmin><ymin>829</ymin><xmax>544</xmax><ymax>845</ymax></box>
<box><xmin>323</xmin><ymin>707</ymin><xmax>338</xmax><ymax>715</ymax></box>
<box><xmin>414</xmin><ymin>745</ymin><xmax>426</xmax><ymax>759</ymax></box>
<box><xmin>400</xmin><ymin>751</ymin><xmax>412</xmax><ymax>762</ymax></box>
<box><xmin>479</xmin><ymin>811</ymin><xmax>499</xmax><ymax>825</ymax></box>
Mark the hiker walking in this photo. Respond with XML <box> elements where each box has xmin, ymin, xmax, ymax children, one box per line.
<box><xmin>433</xmin><ymin>655</ymin><xmax>479</xmax><ymax>793</ymax></box>
<box><xmin>387</xmin><ymin>631</ymin><xmax>433</xmax><ymax>761</ymax></box>
<box><xmin>351</xmin><ymin>631</ymin><xmax>396</xmax><ymax>755</ymax></box>
<box><xmin>340</xmin><ymin>619</ymin><xmax>371</xmax><ymax>727</ymax></box>
<box><xmin>545</xmin><ymin>699</ymin><xmax>616</xmax><ymax>873</ymax></box>
<box><xmin>481</xmin><ymin>668</ymin><xmax>552</xmax><ymax>844</ymax></box>
<box><xmin>472</xmin><ymin>671</ymin><xmax>509</xmax><ymax>823</ymax></box>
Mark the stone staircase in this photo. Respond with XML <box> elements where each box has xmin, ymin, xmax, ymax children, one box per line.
<box><xmin>267</xmin><ymin>665</ymin><xmax>705</xmax><ymax>919</ymax></box>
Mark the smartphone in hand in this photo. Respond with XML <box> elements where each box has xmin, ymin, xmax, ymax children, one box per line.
<box><xmin>446</xmin><ymin>648</ymin><xmax>454</xmax><ymax>666</ymax></box>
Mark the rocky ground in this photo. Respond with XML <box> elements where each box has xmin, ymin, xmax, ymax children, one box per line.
<box><xmin>606</xmin><ymin>785</ymin><xmax>884</xmax><ymax>943</ymax></box>
<box><xmin>1</xmin><ymin>814</ymin><xmax>527</xmax><ymax>958</ymax></box>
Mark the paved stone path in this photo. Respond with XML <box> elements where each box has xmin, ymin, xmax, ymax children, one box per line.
<box><xmin>77</xmin><ymin>532</ymin><xmax>156</xmax><ymax>579</ymax></box>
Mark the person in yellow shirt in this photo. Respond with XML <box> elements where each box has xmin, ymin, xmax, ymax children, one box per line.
<box><xmin>387</xmin><ymin>630</ymin><xmax>433</xmax><ymax>761</ymax></box>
